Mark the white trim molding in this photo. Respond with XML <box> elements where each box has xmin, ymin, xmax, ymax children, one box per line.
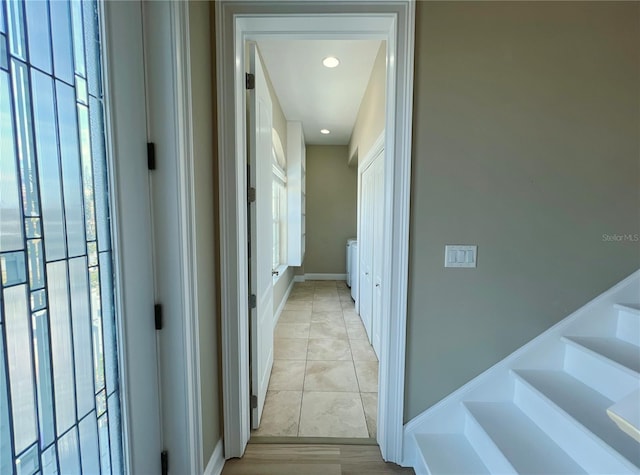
<box><xmin>204</xmin><ymin>439</ymin><xmax>226</xmax><ymax>475</ymax></box>
<box><xmin>216</xmin><ymin>0</ymin><xmax>415</xmax><ymax>463</ymax></box>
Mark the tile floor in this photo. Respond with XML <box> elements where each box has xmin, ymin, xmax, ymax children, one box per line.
<box><xmin>251</xmin><ymin>280</ymin><xmax>378</xmax><ymax>439</ymax></box>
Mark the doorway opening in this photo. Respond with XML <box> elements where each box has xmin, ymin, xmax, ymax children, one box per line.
<box><xmin>216</xmin><ymin>1</ymin><xmax>415</xmax><ymax>464</ymax></box>
<box><xmin>247</xmin><ymin>38</ymin><xmax>384</xmax><ymax>440</ymax></box>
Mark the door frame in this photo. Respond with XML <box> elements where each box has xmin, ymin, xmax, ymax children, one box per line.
<box><xmin>101</xmin><ymin>1</ymin><xmax>164</xmax><ymax>472</ymax></box>
<box><xmin>216</xmin><ymin>0</ymin><xmax>415</xmax><ymax>464</ymax></box>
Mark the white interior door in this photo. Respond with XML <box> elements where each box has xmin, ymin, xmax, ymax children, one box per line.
<box><xmin>248</xmin><ymin>44</ymin><xmax>275</xmax><ymax>429</ymax></box>
<box><xmin>371</xmin><ymin>151</ymin><xmax>385</xmax><ymax>357</ymax></box>
<box><xmin>359</xmin><ymin>163</ymin><xmax>375</xmax><ymax>340</ymax></box>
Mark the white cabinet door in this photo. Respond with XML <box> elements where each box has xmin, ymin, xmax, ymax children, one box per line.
<box><xmin>248</xmin><ymin>44</ymin><xmax>274</xmax><ymax>428</ymax></box>
<box><xmin>371</xmin><ymin>153</ymin><xmax>385</xmax><ymax>357</ymax></box>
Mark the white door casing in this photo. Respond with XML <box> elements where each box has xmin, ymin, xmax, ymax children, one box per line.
<box><xmin>248</xmin><ymin>44</ymin><xmax>275</xmax><ymax>428</ymax></box>
<box><xmin>216</xmin><ymin>1</ymin><xmax>415</xmax><ymax>463</ymax></box>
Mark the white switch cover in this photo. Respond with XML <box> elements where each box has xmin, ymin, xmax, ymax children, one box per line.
<box><xmin>445</xmin><ymin>245</ymin><xmax>477</xmax><ymax>268</ymax></box>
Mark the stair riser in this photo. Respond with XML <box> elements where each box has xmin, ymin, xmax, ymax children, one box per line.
<box><xmin>563</xmin><ymin>344</ymin><xmax>638</xmax><ymax>401</ymax></box>
<box><xmin>616</xmin><ymin>309</ymin><xmax>640</xmax><ymax>346</ymax></box>
<box><xmin>463</xmin><ymin>408</ymin><xmax>517</xmax><ymax>475</ymax></box>
<box><xmin>513</xmin><ymin>378</ymin><xmax>634</xmax><ymax>474</ymax></box>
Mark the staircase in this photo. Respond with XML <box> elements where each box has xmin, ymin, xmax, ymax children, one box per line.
<box><xmin>404</xmin><ymin>271</ymin><xmax>640</xmax><ymax>475</ymax></box>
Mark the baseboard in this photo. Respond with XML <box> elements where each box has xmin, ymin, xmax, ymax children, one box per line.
<box><xmin>203</xmin><ymin>438</ymin><xmax>224</xmax><ymax>475</ymax></box>
<box><xmin>294</xmin><ymin>275</ymin><xmax>305</xmax><ymax>282</ymax></box>
<box><xmin>304</xmin><ymin>273</ymin><xmax>347</xmax><ymax>281</ymax></box>
<box><xmin>274</xmin><ymin>276</ymin><xmax>295</xmax><ymax>326</ymax></box>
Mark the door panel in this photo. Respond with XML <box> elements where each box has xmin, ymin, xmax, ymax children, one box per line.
<box><xmin>371</xmin><ymin>152</ymin><xmax>384</xmax><ymax>357</ymax></box>
<box><xmin>359</xmin><ymin>164</ymin><xmax>374</xmax><ymax>340</ymax></box>
<box><xmin>248</xmin><ymin>44</ymin><xmax>274</xmax><ymax>429</ymax></box>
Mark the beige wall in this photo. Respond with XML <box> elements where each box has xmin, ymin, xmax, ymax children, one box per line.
<box><xmin>190</xmin><ymin>0</ymin><xmax>220</xmax><ymax>464</ymax></box>
<box><xmin>405</xmin><ymin>1</ymin><xmax>640</xmax><ymax>421</ymax></box>
<box><xmin>305</xmin><ymin>146</ymin><xmax>358</xmax><ymax>274</ymax></box>
<box><xmin>348</xmin><ymin>42</ymin><xmax>386</xmax><ymax>165</ymax></box>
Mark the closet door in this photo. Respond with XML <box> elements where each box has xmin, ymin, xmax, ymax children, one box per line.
<box><xmin>359</xmin><ymin>164</ymin><xmax>374</xmax><ymax>340</ymax></box>
<box><xmin>371</xmin><ymin>153</ymin><xmax>384</xmax><ymax>357</ymax></box>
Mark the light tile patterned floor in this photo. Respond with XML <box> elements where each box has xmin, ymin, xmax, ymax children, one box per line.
<box><xmin>251</xmin><ymin>280</ymin><xmax>378</xmax><ymax>439</ymax></box>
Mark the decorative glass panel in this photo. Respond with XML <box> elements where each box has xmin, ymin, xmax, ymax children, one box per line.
<box><xmin>32</xmin><ymin>310</ymin><xmax>55</xmax><ymax>448</ymax></box>
<box><xmin>16</xmin><ymin>442</ymin><xmax>39</xmax><ymax>475</ymax></box>
<box><xmin>47</xmin><ymin>262</ymin><xmax>76</xmax><ymax>436</ymax></box>
<box><xmin>6</xmin><ymin>0</ymin><xmax>26</xmax><ymax>61</ymax></box>
<box><xmin>0</xmin><ymin>69</ymin><xmax>23</xmax><ymax>252</ymax></box>
<box><xmin>69</xmin><ymin>258</ymin><xmax>94</xmax><ymax>418</ymax></box>
<box><xmin>2</xmin><ymin>2</ymin><xmax>122</xmax><ymax>472</ymax></box>
<box><xmin>11</xmin><ymin>59</ymin><xmax>39</xmax><ymax>217</ymax></box>
<box><xmin>1</xmin><ymin>251</ymin><xmax>26</xmax><ymax>286</ymax></box>
<box><xmin>78</xmin><ymin>414</ymin><xmax>99</xmax><ymax>474</ymax></box>
<box><xmin>27</xmin><ymin>240</ymin><xmax>44</xmax><ymax>290</ymax></box>
<box><xmin>41</xmin><ymin>445</ymin><xmax>58</xmax><ymax>475</ymax></box>
<box><xmin>57</xmin><ymin>429</ymin><xmax>80</xmax><ymax>475</ymax></box>
<box><xmin>0</xmin><ymin>327</ymin><xmax>13</xmax><ymax>475</ymax></box>
<box><xmin>31</xmin><ymin>69</ymin><xmax>66</xmax><ymax>261</ymax></box>
<box><xmin>4</xmin><ymin>285</ymin><xmax>37</xmax><ymax>454</ymax></box>
<box><xmin>49</xmin><ymin>0</ymin><xmax>74</xmax><ymax>85</ymax></box>
<box><xmin>56</xmin><ymin>81</ymin><xmax>86</xmax><ymax>258</ymax></box>
<box><xmin>24</xmin><ymin>0</ymin><xmax>52</xmax><ymax>74</ymax></box>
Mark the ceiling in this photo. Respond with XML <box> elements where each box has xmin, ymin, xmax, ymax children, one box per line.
<box><xmin>257</xmin><ymin>39</ymin><xmax>382</xmax><ymax>145</ymax></box>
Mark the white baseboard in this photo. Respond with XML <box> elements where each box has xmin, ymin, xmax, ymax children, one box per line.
<box><xmin>294</xmin><ymin>275</ymin><xmax>305</xmax><ymax>282</ymax></box>
<box><xmin>274</xmin><ymin>276</ymin><xmax>295</xmax><ymax>326</ymax></box>
<box><xmin>203</xmin><ymin>438</ymin><xmax>224</xmax><ymax>475</ymax></box>
<box><xmin>304</xmin><ymin>273</ymin><xmax>347</xmax><ymax>281</ymax></box>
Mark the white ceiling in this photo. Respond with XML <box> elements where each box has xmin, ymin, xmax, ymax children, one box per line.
<box><xmin>257</xmin><ymin>39</ymin><xmax>382</xmax><ymax>145</ymax></box>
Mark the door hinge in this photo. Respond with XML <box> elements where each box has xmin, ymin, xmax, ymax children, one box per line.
<box><xmin>147</xmin><ymin>142</ymin><xmax>156</xmax><ymax>170</ymax></box>
<box><xmin>245</xmin><ymin>72</ymin><xmax>255</xmax><ymax>90</ymax></box>
<box><xmin>249</xmin><ymin>294</ymin><xmax>257</xmax><ymax>309</ymax></box>
<box><xmin>154</xmin><ymin>304</ymin><xmax>163</xmax><ymax>330</ymax></box>
<box><xmin>248</xmin><ymin>186</ymin><xmax>256</xmax><ymax>204</ymax></box>
<box><xmin>251</xmin><ymin>395</ymin><xmax>258</xmax><ymax>409</ymax></box>
<box><xmin>161</xmin><ymin>450</ymin><xmax>168</xmax><ymax>475</ymax></box>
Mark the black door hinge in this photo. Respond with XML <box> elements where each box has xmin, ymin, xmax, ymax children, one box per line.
<box><xmin>249</xmin><ymin>294</ymin><xmax>257</xmax><ymax>309</ymax></box>
<box><xmin>154</xmin><ymin>304</ymin><xmax>163</xmax><ymax>330</ymax></box>
<box><xmin>147</xmin><ymin>142</ymin><xmax>156</xmax><ymax>170</ymax></box>
<box><xmin>161</xmin><ymin>450</ymin><xmax>168</xmax><ymax>475</ymax></box>
<box><xmin>248</xmin><ymin>186</ymin><xmax>256</xmax><ymax>204</ymax></box>
<box><xmin>251</xmin><ymin>395</ymin><xmax>258</xmax><ymax>409</ymax></box>
<box><xmin>245</xmin><ymin>73</ymin><xmax>255</xmax><ymax>90</ymax></box>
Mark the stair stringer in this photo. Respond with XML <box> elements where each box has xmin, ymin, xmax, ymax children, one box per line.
<box><xmin>402</xmin><ymin>268</ymin><xmax>640</xmax><ymax>470</ymax></box>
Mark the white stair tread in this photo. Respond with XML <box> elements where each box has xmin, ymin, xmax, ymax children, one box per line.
<box><xmin>516</xmin><ymin>369</ymin><xmax>640</xmax><ymax>468</ymax></box>
<box><xmin>564</xmin><ymin>336</ymin><xmax>640</xmax><ymax>373</ymax></box>
<box><xmin>465</xmin><ymin>401</ymin><xmax>586</xmax><ymax>475</ymax></box>
<box><xmin>615</xmin><ymin>303</ymin><xmax>640</xmax><ymax>315</ymax></box>
<box><xmin>607</xmin><ymin>389</ymin><xmax>640</xmax><ymax>444</ymax></box>
<box><xmin>415</xmin><ymin>433</ymin><xmax>489</xmax><ymax>474</ymax></box>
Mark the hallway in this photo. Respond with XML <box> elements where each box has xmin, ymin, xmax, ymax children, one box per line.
<box><xmin>251</xmin><ymin>280</ymin><xmax>378</xmax><ymax>438</ymax></box>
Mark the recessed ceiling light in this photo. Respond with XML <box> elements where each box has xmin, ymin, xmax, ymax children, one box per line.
<box><xmin>322</xmin><ymin>56</ymin><xmax>340</xmax><ymax>68</ymax></box>
<box><xmin>320</xmin><ymin>129</ymin><xmax>331</xmax><ymax>135</ymax></box>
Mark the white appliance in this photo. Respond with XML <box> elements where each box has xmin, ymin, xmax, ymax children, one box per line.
<box><xmin>346</xmin><ymin>238</ymin><xmax>357</xmax><ymax>287</ymax></box>
<box><xmin>350</xmin><ymin>241</ymin><xmax>358</xmax><ymax>302</ymax></box>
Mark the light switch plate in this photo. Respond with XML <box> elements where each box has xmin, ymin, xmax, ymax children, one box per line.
<box><xmin>445</xmin><ymin>245</ymin><xmax>477</xmax><ymax>268</ymax></box>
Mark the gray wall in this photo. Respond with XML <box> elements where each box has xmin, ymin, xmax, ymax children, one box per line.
<box><xmin>190</xmin><ymin>1</ymin><xmax>220</xmax><ymax>464</ymax></box>
<box><xmin>305</xmin><ymin>146</ymin><xmax>358</xmax><ymax>274</ymax></box>
<box><xmin>405</xmin><ymin>1</ymin><xmax>640</xmax><ymax>421</ymax></box>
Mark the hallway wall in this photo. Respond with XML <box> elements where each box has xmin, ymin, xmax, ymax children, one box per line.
<box><xmin>348</xmin><ymin>42</ymin><xmax>386</xmax><ymax>165</ymax></box>
<box><xmin>305</xmin><ymin>145</ymin><xmax>358</xmax><ymax>274</ymax></box>
<box><xmin>405</xmin><ymin>1</ymin><xmax>640</xmax><ymax>421</ymax></box>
